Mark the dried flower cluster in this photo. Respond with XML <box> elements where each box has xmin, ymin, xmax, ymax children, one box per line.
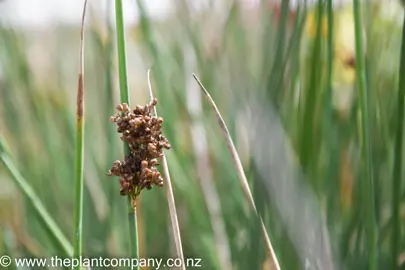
<box><xmin>107</xmin><ymin>98</ymin><xmax>171</xmax><ymax>208</ymax></box>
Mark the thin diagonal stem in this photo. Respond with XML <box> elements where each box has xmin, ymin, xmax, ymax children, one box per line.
<box><xmin>147</xmin><ymin>70</ymin><xmax>185</xmax><ymax>269</ymax></box>
<box><xmin>193</xmin><ymin>74</ymin><xmax>280</xmax><ymax>270</ymax></box>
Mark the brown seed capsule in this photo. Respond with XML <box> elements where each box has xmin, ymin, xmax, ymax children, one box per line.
<box><xmin>148</xmin><ymin>143</ymin><xmax>156</xmax><ymax>152</ymax></box>
<box><xmin>116</xmin><ymin>104</ymin><xmax>123</xmax><ymax>111</ymax></box>
<box><xmin>156</xmin><ymin>178</ymin><xmax>164</xmax><ymax>187</ymax></box>
<box><xmin>143</xmin><ymin>168</ymin><xmax>152</xmax><ymax>177</ymax></box>
<box><xmin>150</xmin><ymin>159</ymin><xmax>159</xmax><ymax>166</ymax></box>
<box><xmin>122</xmin><ymin>103</ymin><xmax>129</xmax><ymax>112</ymax></box>
<box><xmin>134</xmin><ymin>118</ymin><xmax>142</xmax><ymax>126</ymax></box>
<box><xmin>151</xmin><ymin>171</ymin><xmax>160</xmax><ymax>181</ymax></box>
<box><xmin>135</xmin><ymin>105</ymin><xmax>142</xmax><ymax>112</ymax></box>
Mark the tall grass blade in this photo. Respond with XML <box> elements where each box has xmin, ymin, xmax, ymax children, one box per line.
<box><xmin>193</xmin><ymin>74</ymin><xmax>281</xmax><ymax>270</ymax></box>
<box><xmin>103</xmin><ymin>0</ymin><xmax>118</xmax><ymax>245</ymax></box>
<box><xmin>299</xmin><ymin>1</ymin><xmax>324</xmax><ymax>180</ymax></box>
<box><xmin>73</xmin><ymin>0</ymin><xmax>88</xmax><ymax>264</ymax></box>
<box><xmin>268</xmin><ymin>0</ymin><xmax>291</xmax><ymax>102</ymax></box>
<box><xmin>325</xmin><ymin>0</ymin><xmax>338</xmax><ymax>228</ymax></box>
<box><xmin>114</xmin><ymin>0</ymin><xmax>139</xmax><ymax>264</ymax></box>
<box><xmin>0</xmin><ymin>139</ymin><xmax>73</xmax><ymax>256</ymax></box>
<box><xmin>391</xmin><ymin>13</ymin><xmax>405</xmax><ymax>270</ymax></box>
<box><xmin>352</xmin><ymin>0</ymin><xmax>377</xmax><ymax>268</ymax></box>
<box><xmin>147</xmin><ymin>70</ymin><xmax>185</xmax><ymax>269</ymax></box>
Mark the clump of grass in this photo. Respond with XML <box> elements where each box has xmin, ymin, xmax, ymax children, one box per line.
<box><xmin>107</xmin><ymin>99</ymin><xmax>171</xmax><ymax>208</ymax></box>
<box><xmin>0</xmin><ymin>138</ymin><xmax>73</xmax><ymax>256</ymax></box>
<box><xmin>3</xmin><ymin>1</ymin><xmax>405</xmax><ymax>268</ymax></box>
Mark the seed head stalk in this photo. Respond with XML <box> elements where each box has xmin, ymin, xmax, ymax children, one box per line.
<box><xmin>114</xmin><ymin>0</ymin><xmax>139</xmax><ymax>264</ymax></box>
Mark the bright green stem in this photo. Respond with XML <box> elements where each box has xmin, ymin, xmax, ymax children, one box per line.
<box><xmin>352</xmin><ymin>0</ymin><xmax>377</xmax><ymax>268</ymax></box>
<box><xmin>127</xmin><ymin>196</ymin><xmax>139</xmax><ymax>258</ymax></box>
<box><xmin>115</xmin><ymin>0</ymin><xmax>130</xmax><ymax>107</ymax></box>
<box><xmin>74</xmin><ymin>117</ymin><xmax>84</xmax><ymax>263</ymax></box>
<box><xmin>391</xmin><ymin>14</ymin><xmax>405</xmax><ymax>270</ymax></box>
<box><xmin>115</xmin><ymin>0</ymin><xmax>139</xmax><ymax>264</ymax></box>
<box><xmin>0</xmin><ymin>139</ymin><xmax>73</xmax><ymax>256</ymax></box>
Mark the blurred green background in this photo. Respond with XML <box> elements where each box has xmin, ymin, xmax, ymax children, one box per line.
<box><xmin>0</xmin><ymin>0</ymin><xmax>404</xmax><ymax>269</ymax></box>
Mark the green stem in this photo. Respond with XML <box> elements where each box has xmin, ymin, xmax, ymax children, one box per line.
<box><xmin>74</xmin><ymin>117</ymin><xmax>84</xmax><ymax>262</ymax></box>
<box><xmin>104</xmin><ymin>0</ymin><xmax>117</xmax><ymax>242</ymax></box>
<box><xmin>352</xmin><ymin>0</ymin><xmax>377</xmax><ymax>268</ymax></box>
<box><xmin>325</xmin><ymin>0</ymin><xmax>334</xmax><ymax>139</ymax></box>
<box><xmin>391</xmin><ymin>14</ymin><xmax>405</xmax><ymax>270</ymax></box>
<box><xmin>127</xmin><ymin>195</ymin><xmax>139</xmax><ymax>258</ymax></box>
<box><xmin>325</xmin><ymin>0</ymin><xmax>338</xmax><ymax>228</ymax></box>
<box><xmin>299</xmin><ymin>1</ymin><xmax>324</xmax><ymax>178</ymax></box>
<box><xmin>74</xmin><ymin>1</ymin><xmax>87</xmax><ymax>265</ymax></box>
<box><xmin>268</xmin><ymin>0</ymin><xmax>290</xmax><ymax>103</ymax></box>
<box><xmin>114</xmin><ymin>0</ymin><xmax>139</xmax><ymax>264</ymax></box>
<box><xmin>115</xmin><ymin>0</ymin><xmax>130</xmax><ymax>106</ymax></box>
<box><xmin>0</xmin><ymin>139</ymin><xmax>73</xmax><ymax>256</ymax></box>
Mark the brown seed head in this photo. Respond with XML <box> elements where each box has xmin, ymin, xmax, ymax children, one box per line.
<box><xmin>108</xmin><ymin>98</ymin><xmax>171</xmax><ymax>209</ymax></box>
